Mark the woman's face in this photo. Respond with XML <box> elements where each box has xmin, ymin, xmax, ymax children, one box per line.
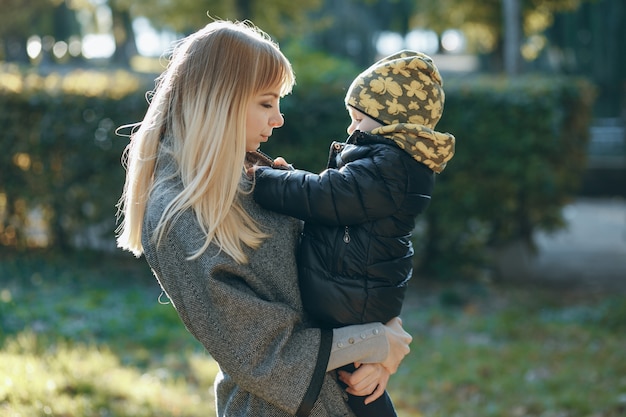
<box><xmin>245</xmin><ymin>87</ymin><xmax>284</xmax><ymax>152</ymax></box>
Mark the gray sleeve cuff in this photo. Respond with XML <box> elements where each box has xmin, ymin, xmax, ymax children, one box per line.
<box><xmin>326</xmin><ymin>322</ymin><xmax>389</xmax><ymax>371</ymax></box>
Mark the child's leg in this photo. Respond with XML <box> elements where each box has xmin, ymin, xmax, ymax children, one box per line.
<box><xmin>338</xmin><ymin>363</ymin><xmax>398</xmax><ymax>417</ymax></box>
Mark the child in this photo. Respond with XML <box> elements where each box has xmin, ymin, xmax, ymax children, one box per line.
<box><xmin>251</xmin><ymin>50</ymin><xmax>455</xmax><ymax>416</ymax></box>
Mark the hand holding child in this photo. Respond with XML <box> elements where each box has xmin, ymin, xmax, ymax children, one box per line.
<box><xmin>338</xmin><ymin>362</ymin><xmax>391</xmax><ymax>404</ymax></box>
<box><xmin>382</xmin><ymin>317</ymin><xmax>412</xmax><ymax>374</ymax></box>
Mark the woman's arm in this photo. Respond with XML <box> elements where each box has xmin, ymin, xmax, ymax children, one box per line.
<box><xmin>142</xmin><ymin>178</ymin><xmax>411</xmax><ymax>415</ymax></box>
<box><xmin>143</xmin><ymin>192</ymin><xmax>330</xmax><ymax>415</ymax></box>
<box><xmin>149</xmin><ymin>248</ymin><xmax>410</xmax><ymax>415</ymax></box>
<box><xmin>326</xmin><ymin>317</ymin><xmax>411</xmax><ymax>373</ymax></box>
<box><xmin>327</xmin><ymin>317</ymin><xmax>410</xmax><ymax>404</ymax></box>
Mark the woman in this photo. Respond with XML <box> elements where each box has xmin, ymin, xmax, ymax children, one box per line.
<box><xmin>116</xmin><ymin>19</ymin><xmax>412</xmax><ymax>417</ymax></box>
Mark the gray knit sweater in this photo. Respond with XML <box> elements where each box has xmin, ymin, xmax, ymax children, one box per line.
<box><xmin>141</xmin><ymin>155</ymin><xmax>366</xmax><ymax>416</ymax></box>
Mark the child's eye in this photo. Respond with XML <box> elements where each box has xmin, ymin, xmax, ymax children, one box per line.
<box><xmin>262</xmin><ymin>103</ymin><xmax>273</xmax><ymax>109</ymax></box>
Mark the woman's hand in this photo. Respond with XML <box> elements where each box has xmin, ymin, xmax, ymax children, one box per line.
<box><xmin>382</xmin><ymin>317</ymin><xmax>412</xmax><ymax>374</ymax></box>
<box><xmin>338</xmin><ymin>363</ymin><xmax>390</xmax><ymax>404</ymax></box>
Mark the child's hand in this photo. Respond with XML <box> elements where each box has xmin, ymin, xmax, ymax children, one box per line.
<box><xmin>338</xmin><ymin>362</ymin><xmax>390</xmax><ymax>404</ymax></box>
<box><xmin>247</xmin><ymin>156</ymin><xmax>292</xmax><ymax>177</ymax></box>
<box><xmin>273</xmin><ymin>156</ymin><xmax>293</xmax><ymax>169</ymax></box>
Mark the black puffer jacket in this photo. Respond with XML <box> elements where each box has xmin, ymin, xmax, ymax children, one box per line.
<box><xmin>253</xmin><ymin>131</ymin><xmax>434</xmax><ymax>328</ymax></box>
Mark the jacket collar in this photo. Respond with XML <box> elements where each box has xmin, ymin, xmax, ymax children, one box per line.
<box><xmin>352</xmin><ymin>124</ymin><xmax>455</xmax><ymax>174</ymax></box>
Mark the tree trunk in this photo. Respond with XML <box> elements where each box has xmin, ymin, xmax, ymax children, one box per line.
<box><xmin>111</xmin><ymin>8</ymin><xmax>137</xmax><ymax>67</ymax></box>
<box><xmin>502</xmin><ymin>0</ymin><xmax>521</xmax><ymax>75</ymax></box>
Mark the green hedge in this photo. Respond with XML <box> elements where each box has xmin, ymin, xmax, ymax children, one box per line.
<box><xmin>0</xmin><ymin>63</ymin><xmax>595</xmax><ymax>279</ymax></box>
<box><xmin>422</xmin><ymin>75</ymin><xmax>595</xmax><ymax>278</ymax></box>
<box><xmin>0</xmin><ymin>66</ymin><xmax>149</xmax><ymax>251</ymax></box>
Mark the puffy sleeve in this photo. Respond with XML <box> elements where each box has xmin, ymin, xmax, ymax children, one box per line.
<box><xmin>253</xmin><ymin>146</ymin><xmax>432</xmax><ymax>226</ymax></box>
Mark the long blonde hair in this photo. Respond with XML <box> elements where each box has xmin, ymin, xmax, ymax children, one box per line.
<box><xmin>116</xmin><ymin>20</ymin><xmax>295</xmax><ymax>263</ymax></box>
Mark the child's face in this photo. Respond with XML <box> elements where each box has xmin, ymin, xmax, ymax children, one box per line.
<box><xmin>346</xmin><ymin>107</ymin><xmax>382</xmax><ymax>135</ymax></box>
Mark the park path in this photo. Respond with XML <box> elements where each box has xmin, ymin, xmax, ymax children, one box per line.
<box><xmin>494</xmin><ymin>197</ymin><xmax>626</xmax><ymax>292</ymax></box>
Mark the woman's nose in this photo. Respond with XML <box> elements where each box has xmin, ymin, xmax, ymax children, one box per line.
<box><xmin>270</xmin><ymin>112</ymin><xmax>284</xmax><ymax>128</ymax></box>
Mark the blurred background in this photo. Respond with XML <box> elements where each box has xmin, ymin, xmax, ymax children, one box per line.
<box><xmin>0</xmin><ymin>0</ymin><xmax>624</xmax><ymax>259</ymax></box>
<box><xmin>1</xmin><ymin>1</ymin><xmax>625</xmax><ymax>416</ymax></box>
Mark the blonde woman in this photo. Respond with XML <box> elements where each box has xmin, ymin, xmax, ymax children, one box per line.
<box><xmin>116</xmin><ymin>20</ymin><xmax>412</xmax><ymax>417</ymax></box>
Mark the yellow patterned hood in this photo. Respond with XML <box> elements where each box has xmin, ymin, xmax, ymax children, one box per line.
<box><xmin>371</xmin><ymin>123</ymin><xmax>455</xmax><ymax>174</ymax></box>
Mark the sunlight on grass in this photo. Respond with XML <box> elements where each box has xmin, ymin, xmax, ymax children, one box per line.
<box><xmin>1</xmin><ymin>253</ymin><xmax>625</xmax><ymax>417</ymax></box>
<box><xmin>0</xmin><ymin>332</ymin><xmax>217</xmax><ymax>417</ymax></box>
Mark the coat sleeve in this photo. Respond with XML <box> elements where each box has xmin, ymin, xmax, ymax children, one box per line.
<box><xmin>253</xmin><ymin>149</ymin><xmax>431</xmax><ymax>226</ymax></box>
<box><xmin>143</xmin><ymin>212</ymin><xmax>332</xmax><ymax>416</ymax></box>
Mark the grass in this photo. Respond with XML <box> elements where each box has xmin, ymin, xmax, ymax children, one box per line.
<box><xmin>1</xmin><ymin>251</ymin><xmax>625</xmax><ymax>417</ymax></box>
<box><xmin>392</xmin><ymin>287</ymin><xmax>626</xmax><ymax>416</ymax></box>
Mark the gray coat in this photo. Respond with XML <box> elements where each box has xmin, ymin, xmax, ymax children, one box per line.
<box><xmin>141</xmin><ymin>155</ymin><xmax>357</xmax><ymax>417</ymax></box>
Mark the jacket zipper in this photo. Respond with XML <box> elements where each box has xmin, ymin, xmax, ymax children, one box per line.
<box><xmin>336</xmin><ymin>226</ymin><xmax>350</xmax><ymax>273</ymax></box>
